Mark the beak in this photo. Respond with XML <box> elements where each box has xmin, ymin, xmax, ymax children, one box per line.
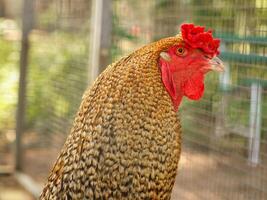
<box><xmin>209</xmin><ymin>56</ymin><xmax>225</xmax><ymax>72</ymax></box>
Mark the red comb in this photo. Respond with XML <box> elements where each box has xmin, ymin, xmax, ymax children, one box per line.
<box><xmin>180</xmin><ymin>23</ymin><xmax>220</xmax><ymax>56</ymax></box>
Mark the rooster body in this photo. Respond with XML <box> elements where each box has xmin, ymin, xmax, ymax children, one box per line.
<box><xmin>40</xmin><ymin>37</ymin><xmax>182</xmax><ymax>199</ymax></box>
<box><xmin>40</xmin><ymin>24</ymin><xmax>223</xmax><ymax>199</ymax></box>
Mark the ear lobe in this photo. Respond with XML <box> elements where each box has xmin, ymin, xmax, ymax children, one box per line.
<box><xmin>160</xmin><ymin>52</ymin><xmax>171</xmax><ymax>62</ymax></box>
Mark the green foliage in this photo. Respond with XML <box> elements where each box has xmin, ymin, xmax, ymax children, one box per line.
<box><xmin>26</xmin><ymin>31</ymin><xmax>88</xmax><ymax>132</ymax></box>
<box><xmin>0</xmin><ymin>37</ymin><xmax>19</xmax><ymax>130</ymax></box>
<box><xmin>111</xmin><ymin>13</ymin><xmax>137</xmax><ymax>60</ymax></box>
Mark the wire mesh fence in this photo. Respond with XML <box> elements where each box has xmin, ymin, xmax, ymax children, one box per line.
<box><xmin>111</xmin><ymin>2</ymin><xmax>267</xmax><ymax>199</ymax></box>
<box><xmin>0</xmin><ymin>13</ymin><xmax>20</xmax><ymax>173</ymax></box>
<box><xmin>0</xmin><ymin>0</ymin><xmax>266</xmax><ymax>199</ymax></box>
<box><xmin>21</xmin><ymin>0</ymin><xmax>92</xmax><ymax>182</ymax></box>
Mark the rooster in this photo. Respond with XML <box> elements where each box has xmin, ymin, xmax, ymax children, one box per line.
<box><xmin>40</xmin><ymin>23</ymin><xmax>224</xmax><ymax>199</ymax></box>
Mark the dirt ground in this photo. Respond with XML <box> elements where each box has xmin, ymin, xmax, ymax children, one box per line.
<box><xmin>0</xmin><ymin>175</ymin><xmax>34</xmax><ymax>200</ymax></box>
<box><xmin>172</xmin><ymin>146</ymin><xmax>267</xmax><ymax>200</ymax></box>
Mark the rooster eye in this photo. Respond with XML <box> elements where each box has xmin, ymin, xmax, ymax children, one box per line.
<box><xmin>176</xmin><ymin>47</ymin><xmax>187</xmax><ymax>56</ymax></box>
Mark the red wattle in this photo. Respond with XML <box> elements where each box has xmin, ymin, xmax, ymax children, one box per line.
<box><xmin>182</xmin><ymin>73</ymin><xmax>204</xmax><ymax>100</ymax></box>
<box><xmin>159</xmin><ymin>58</ymin><xmax>183</xmax><ymax>111</ymax></box>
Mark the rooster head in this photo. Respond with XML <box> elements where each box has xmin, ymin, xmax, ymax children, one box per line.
<box><xmin>159</xmin><ymin>23</ymin><xmax>224</xmax><ymax>111</ymax></box>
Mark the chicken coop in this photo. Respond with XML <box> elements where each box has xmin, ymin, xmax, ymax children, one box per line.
<box><xmin>0</xmin><ymin>0</ymin><xmax>266</xmax><ymax>199</ymax></box>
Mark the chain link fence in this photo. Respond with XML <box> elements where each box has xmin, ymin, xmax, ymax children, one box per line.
<box><xmin>0</xmin><ymin>0</ymin><xmax>266</xmax><ymax>199</ymax></box>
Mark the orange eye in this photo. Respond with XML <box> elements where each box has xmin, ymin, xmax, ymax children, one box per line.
<box><xmin>176</xmin><ymin>47</ymin><xmax>187</xmax><ymax>56</ymax></box>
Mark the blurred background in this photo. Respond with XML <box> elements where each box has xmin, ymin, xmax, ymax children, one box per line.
<box><xmin>0</xmin><ymin>0</ymin><xmax>266</xmax><ymax>199</ymax></box>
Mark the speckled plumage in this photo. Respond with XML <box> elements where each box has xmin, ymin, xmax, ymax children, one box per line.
<box><xmin>40</xmin><ymin>36</ymin><xmax>183</xmax><ymax>200</ymax></box>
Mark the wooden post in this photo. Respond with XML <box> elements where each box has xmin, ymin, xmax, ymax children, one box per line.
<box><xmin>15</xmin><ymin>0</ymin><xmax>34</xmax><ymax>171</ymax></box>
<box><xmin>99</xmin><ymin>0</ymin><xmax>112</xmax><ymax>73</ymax></box>
<box><xmin>248</xmin><ymin>82</ymin><xmax>262</xmax><ymax>166</ymax></box>
<box><xmin>88</xmin><ymin>0</ymin><xmax>112</xmax><ymax>84</ymax></box>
